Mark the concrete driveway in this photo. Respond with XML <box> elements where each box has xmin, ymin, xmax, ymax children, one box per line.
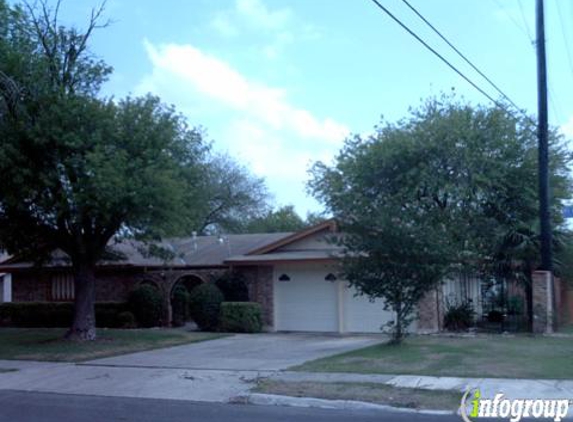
<box><xmin>84</xmin><ymin>333</ymin><xmax>382</xmax><ymax>371</ymax></box>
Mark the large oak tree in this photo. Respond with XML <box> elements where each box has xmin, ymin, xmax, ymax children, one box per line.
<box><xmin>0</xmin><ymin>1</ymin><xmax>213</xmax><ymax>340</ymax></box>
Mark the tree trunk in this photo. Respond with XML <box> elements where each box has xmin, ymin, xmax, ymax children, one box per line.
<box><xmin>392</xmin><ymin>303</ymin><xmax>403</xmax><ymax>345</ymax></box>
<box><xmin>65</xmin><ymin>258</ymin><xmax>97</xmax><ymax>341</ymax></box>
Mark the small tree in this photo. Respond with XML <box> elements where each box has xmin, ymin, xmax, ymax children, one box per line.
<box><xmin>339</xmin><ymin>216</ymin><xmax>451</xmax><ymax>342</ymax></box>
<box><xmin>310</xmin><ymin>123</ymin><xmax>453</xmax><ymax>343</ymax></box>
<box><xmin>310</xmin><ymin>95</ymin><xmax>572</xmax><ymax>340</ymax></box>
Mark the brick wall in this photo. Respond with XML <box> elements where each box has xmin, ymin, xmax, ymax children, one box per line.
<box><xmin>238</xmin><ymin>265</ymin><xmax>274</xmax><ymax>328</ymax></box>
<box><xmin>417</xmin><ymin>287</ymin><xmax>441</xmax><ymax>333</ymax></box>
<box><xmin>532</xmin><ymin>270</ymin><xmax>554</xmax><ymax>334</ymax></box>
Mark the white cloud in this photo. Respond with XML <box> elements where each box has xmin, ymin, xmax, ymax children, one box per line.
<box><xmin>210</xmin><ymin>0</ymin><xmax>315</xmax><ymax>60</ymax></box>
<box><xmin>235</xmin><ymin>0</ymin><xmax>292</xmax><ymax>31</ymax></box>
<box><xmin>137</xmin><ymin>40</ymin><xmax>348</xmax><ymax>213</ymax></box>
<box><xmin>142</xmin><ymin>41</ymin><xmax>348</xmax><ymax>144</ymax></box>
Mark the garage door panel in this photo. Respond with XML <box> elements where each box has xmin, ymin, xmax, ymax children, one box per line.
<box><xmin>273</xmin><ymin>263</ymin><xmax>418</xmax><ymax>334</ymax></box>
<box><xmin>344</xmin><ymin>285</ymin><xmax>394</xmax><ymax>333</ymax></box>
<box><xmin>274</xmin><ymin>266</ymin><xmax>338</xmax><ymax>332</ymax></box>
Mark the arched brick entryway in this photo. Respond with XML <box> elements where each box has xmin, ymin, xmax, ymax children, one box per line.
<box><xmin>168</xmin><ymin>274</ymin><xmax>205</xmax><ymax>326</ymax></box>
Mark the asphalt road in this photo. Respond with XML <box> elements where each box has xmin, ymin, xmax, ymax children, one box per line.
<box><xmin>0</xmin><ymin>390</ymin><xmax>509</xmax><ymax>422</ymax></box>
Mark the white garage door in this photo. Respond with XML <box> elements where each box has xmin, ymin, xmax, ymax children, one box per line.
<box><xmin>274</xmin><ymin>265</ymin><xmax>338</xmax><ymax>332</ymax></box>
<box><xmin>274</xmin><ymin>263</ymin><xmax>408</xmax><ymax>333</ymax></box>
<box><xmin>343</xmin><ymin>285</ymin><xmax>394</xmax><ymax>333</ymax></box>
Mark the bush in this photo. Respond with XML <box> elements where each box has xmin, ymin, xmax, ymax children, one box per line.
<box><xmin>171</xmin><ymin>285</ymin><xmax>190</xmax><ymax>327</ymax></box>
<box><xmin>507</xmin><ymin>295</ymin><xmax>524</xmax><ymax>315</ymax></box>
<box><xmin>128</xmin><ymin>284</ymin><xmax>164</xmax><ymax>328</ymax></box>
<box><xmin>96</xmin><ymin>302</ymin><xmax>131</xmax><ymax>328</ymax></box>
<box><xmin>215</xmin><ymin>272</ymin><xmax>249</xmax><ymax>302</ymax></box>
<box><xmin>487</xmin><ymin>310</ymin><xmax>504</xmax><ymax>323</ymax></box>
<box><xmin>219</xmin><ymin>302</ymin><xmax>262</xmax><ymax>333</ymax></box>
<box><xmin>188</xmin><ymin>283</ymin><xmax>224</xmax><ymax>331</ymax></box>
<box><xmin>0</xmin><ymin>302</ymin><xmax>129</xmax><ymax>328</ymax></box>
<box><xmin>443</xmin><ymin>300</ymin><xmax>474</xmax><ymax>331</ymax></box>
<box><xmin>117</xmin><ymin>311</ymin><xmax>137</xmax><ymax>329</ymax></box>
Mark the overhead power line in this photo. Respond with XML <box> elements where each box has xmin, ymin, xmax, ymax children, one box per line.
<box><xmin>554</xmin><ymin>0</ymin><xmax>573</xmax><ymax>78</ymax></box>
<box><xmin>400</xmin><ymin>0</ymin><xmax>523</xmax><ymax>113</ymax></box>
<box><xmin>367</xmin><ymin>0</ymin><xmax>527</xmax><ymax>122</ymax></box>
<box><xmin>517</xmin><ymin>0</ymin><xmax>535</xmax><ymax>43</ymax></box>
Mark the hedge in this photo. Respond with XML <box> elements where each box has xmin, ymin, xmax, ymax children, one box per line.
<box><xmin>215</xmin><ymin>271</ymin><xmax>249</xmax><ymax>302</ymax></box>
<box><xmin>128</xmin><ymin>284</ymin><xmax>164</xmax><ymax>328</ymax></box>
<box><xmin>219</xmin><ymin>302</ymin><xmax>263</xmax><ymax>333</ymax></box>
<box><xmin>0</xmin><ymin>302</ymin><xmax>130</xmax><ymax>328</ymax></box>
<box><xmin>188</xmin><ymin>283</ymin><xmax>224</xmax><ymax>331</ymax></box>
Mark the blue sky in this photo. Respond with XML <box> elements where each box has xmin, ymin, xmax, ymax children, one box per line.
<box><xmin>51</xmin><ymin>0</ymin><xmax>573</xmax><ymax>215</ymax></box>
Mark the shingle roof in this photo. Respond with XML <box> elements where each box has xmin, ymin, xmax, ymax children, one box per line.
<box><xmin>0</xmin><ymin>232</ymin><xmax>294</xmax><ymax>270</ymax></box>
<box><xmin>225</xmin><ymin>249</ymin><xmax>342</xmax><ymax>264</ymax></box>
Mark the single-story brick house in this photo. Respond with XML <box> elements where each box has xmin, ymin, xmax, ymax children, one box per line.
<box><xmin>0</xmin><ymin>220</ymin><xmax>565</xmax><ymax>333</ymax></box>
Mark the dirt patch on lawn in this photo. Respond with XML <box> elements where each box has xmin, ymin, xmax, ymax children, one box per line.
<box><xmin>254</xmin><ymin>380</ymin><xmax>460</xmax><ymax>411</ymax></box>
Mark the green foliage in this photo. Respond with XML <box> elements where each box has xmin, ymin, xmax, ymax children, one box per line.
<box><xmin>188</xmin><ymin>283</ymin><xmax>224</xmax><ymax>331</ymax></box>
<box><xmin>171</xmin><ymin>285</ymin><xmax>190</xmax><ymax>327</ymax></box>
<box><xmin>443</xmin><ymin>300</ymin><xmax>475</xmax><ymax>331</ymax></box>
<box><xmin>128</xmin><ymin>285</ymin><xmax>164</xmax><ymax>328</ymax></box>
<box><xmin>195</xmin><ymin>153</ymin><xmax>271</xmax><ymax>234</ymax></box>
<box><xmin>219</xmin><ymin>302</ymin><xmax>263</xmax><ymax>333</ymax></box>
<box><xmin>0</xmin><ymin>302</ymin><xmax>129</xmax><ymax>328</ymax></box>
<box><xmin>117</xmin><ymin>311</ymin><xmax>137</xmax><ymax>329</ymax></box>
<box><xmin>0</xmin><ymin>1</ymin><xmax>218</xmax><ymax>338</ymax></box>
<box><xmin>215</xmin><ymin>271</ymin><xmax>249</xmax><ymax>302</ymax></box>
<box><xmin>309</xmin><ymin>95</ymin><xmax>573</xmax><ymax>341</ymax></box>
<box><xmin>240</xmin><ymin>205</ymin><xmax>307</xmax><ymax>233</ymax></box>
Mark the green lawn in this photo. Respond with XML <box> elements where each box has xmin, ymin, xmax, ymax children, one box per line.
<box><xmin>0</xmin><ymin>328</ymin><xmax>224</xmax><ymax>362</ymax></box>
<box><xmin>293</xmin><ymin>335</ymin><xmax>573</xmax><ymax>379</ymax></box>
<box><xmin>255</xmin><ymin>379</ymin><xmax>460</xmax><ymax>411</ymax></box>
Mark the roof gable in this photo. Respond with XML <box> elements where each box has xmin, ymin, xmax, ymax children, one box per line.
<box><xmin>246</xmin><ymin>220</ymin><xmax>337</xmax><ymax>255</ymax></box>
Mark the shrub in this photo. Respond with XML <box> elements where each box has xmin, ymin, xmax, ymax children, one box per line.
<box><xmin>219</xmin><ymin>302</ymin><xmax>262</xmax><ymax>333</ymax></box>
<box><xmin>128</xmin><ymin>284</ymin><xmax>164</xmax><ymax>328</ymax></box>
<box><xmin>507</xmin><ymin>295</ymin><xmax>524</xmax><ymax>315</ymax></box>
<box><xmin>443</xmin><ymin>300</ymin><xmax>474</xmax><ymax>331</ymax></box>
<box><xmin>487</xmin><ymin>310</ymin><xmax>504</xmax><ymax>323</ymax></box>
<box><xmin>215</xmin><ymin>271</ymin><xmax>249</xmax><ymax>302</ymax></box>
<box><xmin>0</xmin><ymin>302</ymin><xmax>129</xmax><ymax>328</ymax></box>
<box><xmin>96</xmin><ymin>302</ymin><xmax>130</xmax><ymax>328</ymax></box>
<box><xmin>188</xmin><ymin>283</ymin><xmax>224</xmax><ymax>331</ymax></box>
<box><xmin>117</xmin><ymin>311</ymin><xmax>137</xmax><ymax>329</ymax></box>
<box><xmin>171</xmin><ymin>285</ymin><xmax>190</xmax><ymax>327</ymax></box>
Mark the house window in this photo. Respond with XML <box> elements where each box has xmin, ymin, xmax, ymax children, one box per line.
<box><xmin>50</xmin><ymin>273</ymin><xmax>75</xmax><ymax>301</ymax></box>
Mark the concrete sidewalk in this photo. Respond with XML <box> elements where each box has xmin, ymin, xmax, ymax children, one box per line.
<box><xmin>0</xmin><ymin>359</ymin><xmax>572</xmax><ymax>411</ymax></box>
<box><xmin>0</xmin><ymin>360</ymin><xmax>262</xmax><ymax>402</ymax></box>
<box><xmin>269</xmin><ymin>371</ymin><xmax>573</xmax><ymax>400</ymax></box>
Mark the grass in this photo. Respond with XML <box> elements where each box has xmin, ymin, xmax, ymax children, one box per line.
<box><xmin>292</xmin><ymin>334</ymin><xmax>573</xmax><ymax>379</ymax></box>
<box><xmin>0</xmin><ymin>328</ymin><xmax>225</xmax><ymax>362</ymax></box>
<box><xmin>254</xmin><ymin>379</ymin><xmax>460</xmax><ymax>411</ymax></box>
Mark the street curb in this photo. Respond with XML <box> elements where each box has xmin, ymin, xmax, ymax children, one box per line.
<box><xmin>240</xmin><ymin>393</ymin><xmax>455</xmax><ymax>415</ymax></box>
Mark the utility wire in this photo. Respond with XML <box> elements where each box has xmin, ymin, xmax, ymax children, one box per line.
<box><xmin>554</xmin><ymin>0</ymin><xmax>573</xmax><ymax>78</ymax></box>
<box><xmin>400</xmin><ymin>0</ymin><xmax>523</xmax><ymax>114</ymax></box>
<box><xmin>517</xmin><ymin>0</ymin><xmax>535</xmax><ymax>45</ymax></box>
<box><xmin>491</xmin><ymin>0</ymin><xmax>532</xmax><ymax>41</ymax></box>
<box><xmin>367</xmin><ymin>0</ymin><xmax>528</xmax><ymax>122</ymax></box>
<box><xmin>513</xmin><ymin>0</ymin><xmax>566</xmax><ymax>125</ymax></box>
